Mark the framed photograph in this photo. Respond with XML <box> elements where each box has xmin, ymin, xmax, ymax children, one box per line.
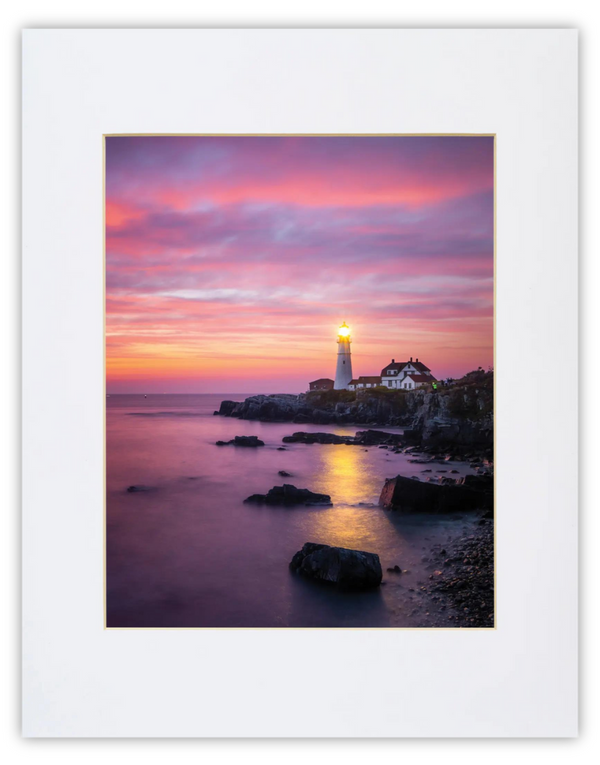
<box><xmin>23</xmin><ymin>29</ymin><xmax>578</xmax><ymax>737</ymax></box>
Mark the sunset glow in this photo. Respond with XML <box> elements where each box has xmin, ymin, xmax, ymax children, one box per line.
<box><xmin>105</xmin><ymin>136</ymin><xmax>494</xmax><ymax>393</ymax></box>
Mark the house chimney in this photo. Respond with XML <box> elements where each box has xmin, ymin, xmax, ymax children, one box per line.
<box><xmin>410</xmin><ymin>356</ymin><xmax>413</xmax><ymax>362</ymax></box>
<box><xmin>391</xmin><ymin>358</ymin><xmax>395</xmax><ymax>363</ymax></box>
<box><xmin>416</xmin><ymin>358</ymin><xmax>419</xmax><ymax>362</ymax></box>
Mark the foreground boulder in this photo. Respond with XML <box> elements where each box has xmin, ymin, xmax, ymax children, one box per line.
<box><xmin>244</xmin><ymin>484</ymin><xmax>332</xmax><ymax>506</ymax></box>
<box><xmin>290</xmin><ymin>542</ymin><xmax>382</xmax><ymax>589</ymax></box>
<box><xmin>379</xmin><ymin>474</ymin><xmax>493</xmax><ymax>514</ymax></box>
<box><xmin>215</xmin><ymin>435</ymin><xmax>265</xmax><ymax>447</ymax></box>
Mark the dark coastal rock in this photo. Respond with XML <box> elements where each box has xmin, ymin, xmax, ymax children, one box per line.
<box><xmin>379</xmin><ymin>474</ymin><xmax>493</xmax><ymax>514</ymax></box>
<box><xmin>354</xmin><ymin>429</ymin><xmax>405</xmax><ymax>446</ymax></box>
<box><xmin>437</xmin><ymin>477</ymin><xmax>458</xmax><ymax>486</ymax></box>
<box><xmin>409</xmin><ymin>386</ymin><xmax>493</xmax><ymax>452</ymax></box>
<box><xmin>456</xmin><ymin>474</ymin><xmax>494</xmax><ymax>493</ymax></box>
<box><xmin>292</xmin><ymin>413</ymin><xmax>311</xmax><ymax>424</ymax></box>
<box><xmin>311</xmin><ymin>410</ymin><xmax>335</xmax><ymax>425</ymax></box>
<box><xmin>215</xmin><ymin>391</ymin><xmax>410</xmax><ymax>427</ymax></box>
<box><xmin>218</xmin><ymin>400</ymin><xmax>239</xmax><ymax>416</ymax></box>
<box><xmin>244</xmin><ymin>484</ymin><xmax>332</xmax><ymax>506</ymax></box>
<box><xmin>290</xmin><ymin>542</ymin><xmax>382</xmax><ymax>589</ymax></box>
<box><xmin>282</xmin><ymin>432</ymin><xmax>353</xmax><ymax>445</ymax></box>
<box><xmin>281</xmin><ymin>429</ymin><xmax>405</xmax><ymax>447</ymax></box>
<box><xmin>126</xmin><ymin>485</ymin><xmax>153</xmax><ymax>493</ymax></box>
<box><xmin>218</xmin><ymin>394</ymin><xmax>304</xmax><ymax>422</ymax></box>
<box><xmin>215</xmin><ymin>435</ymin><xmax>265</xmax><ymax>447</ymax></box>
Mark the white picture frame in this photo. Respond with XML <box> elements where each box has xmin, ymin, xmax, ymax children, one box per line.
<box><xmin>22</xmin><ymin>28</ymin><xmax>578</xmax><ymax>737</ymax></box>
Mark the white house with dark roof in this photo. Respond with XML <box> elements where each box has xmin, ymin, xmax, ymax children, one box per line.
<box><xmin>399</xmin><ymin>373</ymin><xmax>435</xmax><ymax>390</ymax></box>
<box><xmin>380</xmin><ymin>357</ymin><xmax>436</xmax><ymax>389</ymax></box>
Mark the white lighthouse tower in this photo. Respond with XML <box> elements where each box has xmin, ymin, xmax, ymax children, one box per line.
<box><xmin>334</xmin><ymin>322</ymin><xmax>353</xmax><ymax>390</ymax></box>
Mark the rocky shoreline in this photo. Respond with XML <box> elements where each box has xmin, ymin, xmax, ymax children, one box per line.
<box><xmin>423</xmin><ymin>513</ymin><xmax>494</xmax><ymax>627</ymax></box>
<box><xmin>216</xmin><ymin>372</ymin><xmax>493</xmax><ymax>458</ymax></box>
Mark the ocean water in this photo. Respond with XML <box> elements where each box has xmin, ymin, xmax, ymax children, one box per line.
<box><xmin>106</xmin><ymin>393</ymin><xmax>479</xmax><ymax>628</ymax></box>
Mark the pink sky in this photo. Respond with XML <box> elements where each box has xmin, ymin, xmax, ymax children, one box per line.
<box><xmin>105</xmin><ymin>136</ymin><xmax>494</xmax><ymax>393</ymax></box>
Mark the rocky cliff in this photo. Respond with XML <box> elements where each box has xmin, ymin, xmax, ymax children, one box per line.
<box><xmin>406</xmin><ymin>386</ymin><xmax>493</xmax><ymax>453</ymax></box>
<box><xmin>217</xmin><ymin>370</ymin><xmax>493</xmax><ymax>454</ymax></box>
<box><xmin>217</xmin><ymin>388</ymin><xmax>411</xmax><ymax>426</ymax></box>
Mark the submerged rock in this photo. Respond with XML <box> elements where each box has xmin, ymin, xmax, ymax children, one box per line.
<box><xmin>278</xmin><ymin>470</ymin><xmax>292</xmax><ymax>477</ymax></box>
<box><xmin>290</xmin><ymin>542</ymin><xmax>382</xmax><ymax>589</ymax></box>
<box><xmin>244</xmin><ymin>484</ymin><xmax>332</xmax><ymax>506</ymax></box>
<box><xmin>215</xmin><ymin>435</ymin><xmax>265</xmax><ymax>447</ymax></box>
<box><xmin>126</xmin><ymin>485</ymin><xmax>153</xmax><ymax>493</ymax></box>
<box><xmin>379</xmin><ymin>474</ymin><xmax>493</xmax><ymax>514</ymax></box>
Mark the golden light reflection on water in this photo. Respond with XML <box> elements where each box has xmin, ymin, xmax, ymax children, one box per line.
<box><xmin>309</xmin><ymin>445</ymin><xmax>383</xmax><ymax>549</ymax></box>
<box><xmin>318</xmin><ymin>445</ymin><xmax>368</xmax><ymax>504</ymax></box>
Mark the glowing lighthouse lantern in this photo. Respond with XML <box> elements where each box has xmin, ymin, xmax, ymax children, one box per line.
<box><xmin>334</xmin><ymin>322</ymin><xmax>353</xmax><ymax>390</ymax></box>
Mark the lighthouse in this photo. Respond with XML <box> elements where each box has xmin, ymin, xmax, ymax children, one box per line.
<box><xmin>334</xmin><ymin>322</ymin><xmax>353</xmax><ymax>390</ymax></box>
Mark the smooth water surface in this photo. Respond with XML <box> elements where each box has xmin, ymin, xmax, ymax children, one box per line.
<box><xmin>106</xmin><ymin>394</ymin><xmax>478</xmax><ymax>627</ymax></box>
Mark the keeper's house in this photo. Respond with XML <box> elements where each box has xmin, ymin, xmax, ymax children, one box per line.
<box><xmin>347</xmin><ymin>376</ymin><xmax>384</xmax><ymax>391</ymax></box>
<box><xmin>308</xmin><ymin>378</ymin><xmax>334</xmax><ymax>391</ymax></box>
<box><xmin>380</xmin><ymin>357</ymin><xmax>437</xmax><ymax>390</ymax></box>
<box><xmin>398</xmin><ymin>374</ymin><xmax>436</xmax><ymax>390</ymax></box>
